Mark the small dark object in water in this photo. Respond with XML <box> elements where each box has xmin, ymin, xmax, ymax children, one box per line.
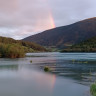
<box><xmin>30</xmin><ymin>60</ymin><xmax>32</xmax><ymax>63</ymax></box>
<box><xmin>44</xmin><ymin>66</ymin><xmax>50</xmax><ymax>72</ymax></box>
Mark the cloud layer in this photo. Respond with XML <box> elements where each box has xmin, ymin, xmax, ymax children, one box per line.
<box><xmin>0</xmin><ymin>0</ymin><xmax>96</xmax><ymax>39</ymax></box>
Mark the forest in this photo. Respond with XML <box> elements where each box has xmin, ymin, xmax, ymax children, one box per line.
<box><xmin>61</xmin><ymin>36</ymin><xmax>96</xmax><ymax>52</ymax></box>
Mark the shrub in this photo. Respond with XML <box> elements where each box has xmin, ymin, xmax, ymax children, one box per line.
<box><xmin>0</xmin><ymin>43</ymin><xmax>25</xmax><ymax>58</ymax></box>
<box><xmin>30</xmin><ymin>60</ymin><xmax>32</xmax><ymax>63</ymax></box>
<box><xmin>44</xmin><ymin>66</ymin><xmax>50</xmax><ymax>72</ymax></box>
<box><xmin>90</xmin><ymin>83</ymin><xmax>96</xmax><ymax>96</ymax></box>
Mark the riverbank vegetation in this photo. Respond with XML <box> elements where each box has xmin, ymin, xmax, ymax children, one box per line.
<box><xmin>90</xmin><ymin>83</ymin><xmax>96</xmax><ymax>96</ymax></box>
<box><xmin>0</xmin><ymin>43</ymin><xmax>25</xmax><ymax>58</ymax></box>
<box><xmin>0</xmin><ymin>36</ymin><xmax>47</xmax><ymax>58</ymax></box>
<box><xmin>0</xmin><ymin>36</ymin><xmax>46</xmax><ymax>52</ymax></box>
<box><xmin>61</xmin><ymin>36</ymin><xmax>96</xmax><ymax>52</ymax></box>
<box><xmin>44</xmin><ymin>66</ymin><xmax>50</xmax><ymax>72</ymax></box>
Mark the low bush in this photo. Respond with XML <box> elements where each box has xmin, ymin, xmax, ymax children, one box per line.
<box><xmin>90</xmin><ymin>83</ymin><xmax>96</xmax><ymax>96</ymax></box>
<box><xmin>44</xmin><ymin>66</ymin><xmax>50</xmax><ymax>72</ymax></box>
<box><xmin>0</xmin><ymin>43</ymin><xmax>25</xmax><ymax>58</ymax></box>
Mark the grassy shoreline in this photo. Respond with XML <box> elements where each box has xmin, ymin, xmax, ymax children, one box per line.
<box><xmin>90</xmin><ymin>83</ymin><xmax>96</xmax><ymax>96</ymax></box>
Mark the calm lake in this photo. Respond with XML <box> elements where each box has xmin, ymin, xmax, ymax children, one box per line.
<box><xmin>1</xmin><ymin>52</ymin><xmax>96</xmax><ymax>96</ymax></box>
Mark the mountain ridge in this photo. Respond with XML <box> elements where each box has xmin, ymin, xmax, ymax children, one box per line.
<box><xmin>23</xmin><ymin>17</ymin><xmax>96</xmax><ymax>48</ymax></box>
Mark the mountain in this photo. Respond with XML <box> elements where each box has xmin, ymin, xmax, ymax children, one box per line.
<box><xmin>23</xmin><ymin>17</ymin><xmax>96</xmax><ymax>49</ymax></box>
<box><xmin>0</xmin><ymin>36</ymin><xmax>46</xmax><ymax>52</ymax></box>
<box><xmin>61</xmin><ymin>36</ymin><xmax>96</xmax><ymax>52</ymax></box>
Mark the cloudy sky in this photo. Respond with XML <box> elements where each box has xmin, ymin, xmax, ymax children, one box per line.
<box><xmin>0</xmin><ymin>0</ymin><xmax>96</xmax><ymax>39</ymax></box>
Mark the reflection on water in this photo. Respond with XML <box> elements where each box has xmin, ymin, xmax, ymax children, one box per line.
<box><xmin>0</xmin><ymin>68</ymin><xmax>56</xmax><ymax>96</ymax></box>
<box><xmin>27</xmin><ymin>52</ymin><xmax>96</xmax><ymax>85</ymax></box>
<box><xmin>0</xmin><ymin>52</ymin><xmax>92</xmax><ymax>96</ymax></box>
<box><xmin>0</xmin><ymin>65</ymin><xmax>18</xmax><ymax>70</ymax></box>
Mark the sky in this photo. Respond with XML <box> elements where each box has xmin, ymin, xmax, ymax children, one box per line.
<box><xmin>0</xmin><ymin>0</ymin><xmax>96</xmax><ymax>39</ymax></box>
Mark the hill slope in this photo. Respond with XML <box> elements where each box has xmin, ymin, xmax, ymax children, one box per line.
<box><xmin>23</xmin><ymin>17</ymin><xmax>96</xmax><ymax>48</ymax></box>
<box><xmin>0</xmin><ymin>36</ymin><xmax>46</xmax><ymax>52</ymax></box>
<box><xmin>61</xmin><ymin>36</ymin><xmax>96</xmax><ymax>52</ymax></box>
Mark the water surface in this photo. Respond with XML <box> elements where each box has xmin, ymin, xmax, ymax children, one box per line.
<box><xmin>0</xmin><ymin>52</ymin><xmax>94</xmax><ymax>96</ymax></box>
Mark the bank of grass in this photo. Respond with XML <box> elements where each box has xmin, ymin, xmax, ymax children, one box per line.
<box><xmin>0</xmin><ymin>43</ymin><xmax>25</xmax><ymax>58</ymax></box>
<box><xmin>0</xmin><ymin>36</ymin><xmax>47</xmax><ymax>58</ymax></box>
<box><xmin>90</xmin><ymin>83</ymin><xmax>96</xmax><ymax>96</ymax></box>
<box><xmin>0</xmin><ymin>36</ymin><xmax>47</xmax><ymax>52</ymax></box>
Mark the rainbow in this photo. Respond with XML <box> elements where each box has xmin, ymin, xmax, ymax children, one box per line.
<box><xmin>33</xmin><ymin>0</ymin><xmax>55</xmax><ymax>32</ymax></box>
<box><xmin>49</xmin><ymin>12</ymin><xmax>55</xmax><ymax>28</ymax></box>
<box><xmin>44</xmin><ymin>0</ymin><xmax>55</xmax><ymax>28</ymax></box>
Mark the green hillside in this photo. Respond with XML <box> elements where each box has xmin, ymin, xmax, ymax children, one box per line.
<box><xmin>0</xmin><ymin>36</ymin><xmax>47</xmax><ymax>58</ymax></box>
<box><xmin>61</xmin><ymin>36</ymin><xmax>96</xmax><ymax>52</ymax></box>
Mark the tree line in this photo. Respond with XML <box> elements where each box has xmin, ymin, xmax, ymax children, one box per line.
<box><xmin>61</xmin><ymin>36</ymin><xmax>96</xmax><ymax>52</ymax></box>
